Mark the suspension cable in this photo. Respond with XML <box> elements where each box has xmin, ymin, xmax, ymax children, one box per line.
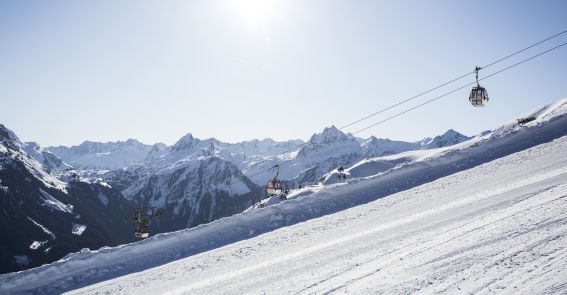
<box><xmin>352</xmin><ymin>41</ymin><xmax>567</xmax><ymax>135</ymax></box>
<box><xmin>339</xmin><ymin>28</ymin><xmax>567</xmax><ymax>130</ymax></box>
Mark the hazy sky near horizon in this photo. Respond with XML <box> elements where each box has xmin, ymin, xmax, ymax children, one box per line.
<box><xmin>1</xmin><ymin>0</ymin><xmax>566</xmax><ymax>147</ymax></box>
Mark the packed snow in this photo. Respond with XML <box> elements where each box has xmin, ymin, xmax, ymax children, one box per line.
<box><xmin>1</xmin><ymin>99</ymin><xmax>566</xmax><ymax>294</ymax></box>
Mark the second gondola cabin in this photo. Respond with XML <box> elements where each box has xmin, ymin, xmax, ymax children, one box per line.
<box><xmin>266</xmin><ymin>179</ymin><xmax>283</xmax><ymax>196</ymax></box>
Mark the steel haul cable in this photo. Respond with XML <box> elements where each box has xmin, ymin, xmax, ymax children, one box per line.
<box><xmin>339</xmin><ymin>28</ymin><xmax>567</xmax><ymax>130</ymax></box>
<box><xmin>352</xmin><ymin>41</ymin><xmax>567</xmax><ymax>134</ymax></box>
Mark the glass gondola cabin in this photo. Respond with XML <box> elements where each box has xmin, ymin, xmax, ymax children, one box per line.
<box><xmin>469</xmin><ymin>66</ymin><xmax>489</xmax><ymax>107</ymax></box>
<box><xmin>266</xmin><ymin>179</ymin><xmax>283</xmax><ymax>196</ymax></box>
<box><xmin>469</xmin><ymin>86</ymin><xmax>489</xmax><ymax>107</ymax></box>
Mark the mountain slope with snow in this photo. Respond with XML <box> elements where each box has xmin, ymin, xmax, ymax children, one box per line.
<box><xmin>1</xmin><ymin>98</ymin><xmax>566</xmax><ymax>294</ymax></box>
<box><xmin>0</xmin><ymin>125</ymin><xmax>137</xmax><ymax>274</ymax></box>
<box><xmin>122</xmin><ymin>156</ymin><xmax>262</xmax><ymax>232</ymax></box>
<box><xmin>242</xmin><ymin>125</ymin><xmax>471</xmax><ymax>187</ymax></box>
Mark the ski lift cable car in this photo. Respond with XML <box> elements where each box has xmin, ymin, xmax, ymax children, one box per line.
<box><xmin>266</xmin><ymin>164</ymin><xmax>283</xmax><ymax>196</ymax></box>
<box><xmin>128</xmin><ymin>206</ymin><xmax>164</xmax><ymax>239</ymax></box>
<box><xmin>469</xmin><ymin>66</ymin><xmax>489</xmax><ymax>107</ymax></box>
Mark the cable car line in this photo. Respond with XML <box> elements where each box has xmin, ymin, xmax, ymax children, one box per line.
<box><xmin>339</xmin><ymin>28</ymin><xmax>567</xmax><ymax>130</ymax></box>
<box><xmin>481</xmin><ymin>28</ymin><xmax>567</xmax><ymax>70</ymax></box>
<box><xmin>352</xmin><ymin>41</ymin><xmax>567</xmax><ymax>135</ymax></box>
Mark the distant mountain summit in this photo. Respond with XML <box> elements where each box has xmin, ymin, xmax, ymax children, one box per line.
<box><xmin>362</xmin><ymin>129</ymin><xmax>471</xmax><ymax>158</ymax></box>
<box><xmin>361</xmin><ymin>137</ymin><xmax>417</xmax><ymax>157</ymax></box>
<box><xmin>297</xmin><ymin>126</ymin><xmax>360</xmax><ymax>158</ymax></box>
<box><xmin>420</xmin><ymin>129</ymin><xmax>471</xmax><ymax>149</ymax></box>
<box><xmin>47</xmin><ymin>139</ymin><xmax>155</xmax><ymax>169</ymax></box>
<box><xmin>23</xmin><ymin>142</ymin><xmax>74</xmax><ymax>175</ymax></box>
<box><xmin>171</xmin><ymin>133</ymin><xmax>200</xmax><ymax>152</ymax></box>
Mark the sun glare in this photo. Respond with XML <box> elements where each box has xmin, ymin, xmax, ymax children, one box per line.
<box><xmin>228</xmin><ymin>0</ymin><xmax>280</xmax><ymax>29</ymax></box>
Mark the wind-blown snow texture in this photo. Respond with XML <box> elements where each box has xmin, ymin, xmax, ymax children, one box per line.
<box><xmin>1</xmin><ymin>98</ymin><xmax>566</xmax><ymax>294</ymax></box>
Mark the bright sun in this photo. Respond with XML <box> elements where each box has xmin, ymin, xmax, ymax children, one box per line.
<box><xmin>228</xmin><ymin>0</ymin><xmax>280</xmax><ymax>29</ymax></box>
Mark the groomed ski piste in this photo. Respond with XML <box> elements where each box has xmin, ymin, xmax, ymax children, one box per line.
<box><xmin>1</xmin><ymin>99</ymin><xmax>567</xmax><ymax>294</ymax></box>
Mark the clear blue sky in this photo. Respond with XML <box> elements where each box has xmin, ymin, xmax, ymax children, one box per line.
<box><xmin>1</xmin><ymin>0</ymin><xmax>566</xmax><ymax>147</ymax></box>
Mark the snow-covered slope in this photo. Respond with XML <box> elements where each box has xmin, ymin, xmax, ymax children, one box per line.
<box><xmin>23</xmin><ymin>142</ymin><xmax>74</xmax><ymax>176</ymax></box>
<box><xmin>0</xmin><ymin>125</ymin><xmax>137</xmax><ymax>274</ymax></box>
<box><xmin>1</xmin><ymin>98</ymin><xmax>566</xmax><ymax>294</ymax></box>
<box><xmin>122</xmin><ymin>156</ymin><xmax>261</xmax><ymax>232</ymax></box>
<box><xmin>244</xmin><ymin>125</ymin><xmax>470</xmax><ymax>187</ymax></box>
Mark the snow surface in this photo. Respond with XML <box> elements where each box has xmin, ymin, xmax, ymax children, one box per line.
<box><xmin>72</xmin><ymin>224</ymin><xmax>87</xmax><ymax>236</ymax></box>
<box><xmin>39</xmin><ymin>188</ymin><xmax>73</xmax><ymax>214</ymax></box>
<box><xmin>29</xmin><ymin>241</ymin><xmax>48</xmax><ymax>250</ymax></box>
<box><xmin>27</xmin><ymin>217</ymin><xmax>56</xmax><ymax>240</ymax></box>
<box><xmin>1</xmin><ymin>99</ymin><xmax>566</xmax><ymax>294</ymax></box>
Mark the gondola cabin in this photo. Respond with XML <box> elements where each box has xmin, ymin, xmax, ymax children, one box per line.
<box><xmin>266</xmin><ymin>179</ymin><xmax>283</xmax><ymax>196</ymax></box>
<box><xmin>469</xmin><ymin>86</ymin><xmax>489</xmax><ymax>107</ymax></box>
<box><xmin>469</xmin><ymin>66</ymin><xmax>489</xmax><ymax>107</ymax></box>
<box><xmin>135</xmin><ymin>224</ymin><xmax>149</xmax><ymax>238</ymax></box>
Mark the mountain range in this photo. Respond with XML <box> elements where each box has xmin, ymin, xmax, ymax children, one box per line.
<box><xmin>0</xmin><ymin>122</ymin><xmax>472</xmax><ymax>274</ymax></box>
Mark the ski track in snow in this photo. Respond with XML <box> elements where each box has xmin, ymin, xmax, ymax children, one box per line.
<box><xmin>60</xmin><ymin>134</ymin><xmax>567</xmax><ymax>295</ymax></box>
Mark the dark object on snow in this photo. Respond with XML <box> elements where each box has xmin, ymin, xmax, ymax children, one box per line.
<box><xmin>337</xmin><ymin>166</ymin><xmax>347</xmax><ymax>180</ymax></box>
<box><xmin>517</xmin><ymin>116</ymin><xmax>536</xmax><ymax>125</ymax></box>
<box><xmin>126</xmin><ymin>207</ymin><xmax>164</xmax><ymax>238</ymax></box>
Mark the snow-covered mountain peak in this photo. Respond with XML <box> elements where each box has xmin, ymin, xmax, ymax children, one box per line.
<box><xmin>22</xmin><ymin>142</ymin><xmax>73</xmax><ymax>176</ymax></box>
<box><xmin>361</xmin><ymin>136</ymin><xmax>418</xmax><ymax>158</ymax></box>
<box><xmin>296</xmin><ymin>126</ymin><xmax>359</xmax><ymax>159</ymax></box>
<box><xmin>308</xmin><ymin>126</ymin><xmax>352</xmax><ymax>145</ymax></box>
<box><xmin>47</xmin><ymin>139</ymin><xmax>154</xmax><ymax>170</ymax></box>
<box><xmin>421</xmin><ymin>129</ymin><xmax>470</xmax><ymax>149</ymax></box>
<box><xmin>172</xmin><ymin>133</ymin><xmax>199</xmax><ymax>151</ymax></box>
<box><xmin>0</xmin><ymin>125</ymin><xmax>68</xmax><ymax>193</ymax></box>
<box><xmin>0</xmin><ymin>124</ymin><xmax>24</xmax><ymax>150</ymax></box>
